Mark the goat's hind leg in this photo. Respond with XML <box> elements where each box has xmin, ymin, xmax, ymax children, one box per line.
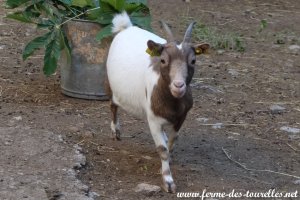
<box><xmin>110</xmin><ymin>101</ymin><xmax>121</xmax><ymax>140</ymax></box>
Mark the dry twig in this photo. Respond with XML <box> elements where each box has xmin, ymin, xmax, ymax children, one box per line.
<box><xmin>254</xmin><ymin>101</ymin><xmax>300</xmax><ymax>105</ymax></box>
<box><xmin>286</xmin><ymin>143</ymin><xmax>298</xmax><ymax>152</ymax></box>
<box><xmin>222</xmin><ymin>147</ymin><xmax>300</xmax><ymax>179</ymax></box>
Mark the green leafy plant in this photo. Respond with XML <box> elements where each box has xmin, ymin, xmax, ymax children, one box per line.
<box><xmin>258</xmin><ymin>19</ymin><xmax>267</xmax><ymax>33</ymax></box>
<box><xmin>5</xmin><ymin>0</ymin><xmax>151</xmax><ymax>75</ymax></box>
<box><xmin>193</xmin><ymin>23</ymin><xmax>245</xmax><ymax>52</ymax></box>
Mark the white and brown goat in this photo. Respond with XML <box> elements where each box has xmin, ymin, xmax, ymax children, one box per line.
<box><xmin>106</xmin><ymin>12</ymin><xmax>209</xmax><ymax>193</ymax></box>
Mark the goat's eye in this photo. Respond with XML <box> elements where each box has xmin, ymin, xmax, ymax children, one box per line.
<box><xmin>191</xmin><ymin>59</ymin><xmax>196</xmax><ymax>65</ymax></box>
<box><xmin>161</xmin><ymin>59</ymin><xmax>166</xmax><ymax>64</ymax></box>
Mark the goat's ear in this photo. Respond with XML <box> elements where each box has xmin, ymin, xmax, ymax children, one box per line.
<box><xmin>194</xmin><ymin>43</ymin><xmax>210</xmax><ymax>55</ymax></box>
<box><xmin>146</xmin><ymin>40</ymin><xmax>164</xmax><ymax>57</ymax></box>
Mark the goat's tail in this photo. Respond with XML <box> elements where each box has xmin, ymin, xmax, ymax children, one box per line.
<box><xmin>112</xmin><ymin>11</ymin><xmax>133</xmax><ymax>33</ymax></box>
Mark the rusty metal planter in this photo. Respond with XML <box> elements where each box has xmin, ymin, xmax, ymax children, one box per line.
<box><xmin>60</xmin><ymin>20</ymin><xmax>109</xmax><ymax>100</ymax></box>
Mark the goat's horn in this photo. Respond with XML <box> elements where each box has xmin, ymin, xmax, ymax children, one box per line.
<box><xmin>183</xmin><ymin>21</ymin><xmax>196</xmax><ymax>44</ymax></box>
<box><xmin>160</xmin><ymin>21</ymin><xmax>175</xmax><ymax>42</ymax></box>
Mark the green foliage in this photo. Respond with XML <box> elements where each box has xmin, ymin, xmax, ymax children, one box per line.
<box><xmin>193</xmin><ymin>23</ymin><xmax>245</xmax><ymax>52</ymax></box>
<box><xmin>23</xmin><ymin>32</ymin><xmax>52</xmax><ymax>60</ymax></box>
<box><xmin>6</xmin><ymin>11</ymin><xmax>33</xmax><ymax>23</ymax></box>
<box><xmin>4</xmin><ymin>0</ymin><xmax>152</xmax><ymax>75</ymax></box>
<box><xmin>102</xmin><ymin>0</ymin><xmax>125</xmax><ymax>12</ymax></box>
<box><xmin>258</xmin><ymin>19</ymin><xmax>267</xmax><ymax>33</ymax></box>
<box><xmin>44</xmin><ymin>30</ymin><xmax>62</xmax><ymax>75</ymax></box>
<box><xmin>71</xmin><ymin>0</ymin><xmax>94</xmax><ymax>8</ymax></box>
<box><xmin>5</xmin><ymin>0</ymin><xmax>31</xmax><ymax>8</ymax></box>
<box><xmin>96</xmin><ymin>24</ymin><xmax>113</xmax><ymax>41</ymax></box>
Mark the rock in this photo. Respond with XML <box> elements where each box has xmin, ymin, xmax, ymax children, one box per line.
<box><xmin>280</xmin><ymin>126</ymin><xmax>300</xmax><ymax>139</ymax></box>
<box><xmin>134</xmin><ymin>183</ymin><xmax>161</xmax><ymax>195</ymax></box>
<box><xmin>293</xmin><ymin>179</ymin><xmax>300</xmax><ymax>185</ymax></box>
<box><xmin>13</xmin><ymin>116</ymin><xmax>22</xmax><ymax>121</ymax></box>
<box><xmin>217</xmin><ymin>49</ymin><xmax>225</xmax><ymax>55</ymax></box>
<box><xmin>288</xmin><ymin>45</ymin><xmax>300</xmax><ymax>54</ymax></box>
<box><xmin>212</xmin><ymin>123</ymin><xmax>223</xmax><ymax>129</ymax></box>
<box><xmin>142</xmin><ymin>155</ymin><xmax>152</xmax><ymax>160</ymax></box>
<box><xmin>120</xmin><ymin>150</ymin><xmax>130</xmax><ymax>155</ymax></box>
<box><xmin>196</xmin><ymin>117</ymin><xmax>209</xmax><ymax>123</ymax></box>
<box><xmin>270</xmin><ymin>105</ymin><xmax>286</xmax><ymax>114</ymax></box>
<box><xmin>68</xmin><ymin>126</ymin><xmax>79</xmax><ymax>133</ymax></box>
<box><xmin>0</xmin><ymin>45</ymin><xmax>6</xmax><ymax>50</ymax></box>
<box><xmin>280</xmin><ymin>126</ymin><xmax>300</xmax><ymax>134</ymax></box>
<box><xmin>228</xmin><ymin>69</ymin><xmax>239</xmax><ymax>77</ymax></box>
<box><xmin>0</xmin><ymin>127</ymin><xmax>95</xmax><ymax>200</ymax></box>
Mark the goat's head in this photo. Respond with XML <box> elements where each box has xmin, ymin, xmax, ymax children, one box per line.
<box><xmin>147</xmin><ymin>22</ymin><xmax>209</xmax><ymax>98</ymax></box>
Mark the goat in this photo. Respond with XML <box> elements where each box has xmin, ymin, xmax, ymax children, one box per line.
<box><xmin>106</xmin><ymin>12</ymin><xmax>209</xmax><ymax>193</ymax></box>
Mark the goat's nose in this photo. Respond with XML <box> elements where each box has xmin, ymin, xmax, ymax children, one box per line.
<box><xmin>173</xmin><ymin>81</ymin><xmax>185</xmax><ymax>88</ymax></box>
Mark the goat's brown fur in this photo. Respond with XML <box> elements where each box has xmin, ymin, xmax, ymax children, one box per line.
<box><xmin>150</xmin><ymin>43</ymin><xmax>194</xmax><ymax>132</ymax></box>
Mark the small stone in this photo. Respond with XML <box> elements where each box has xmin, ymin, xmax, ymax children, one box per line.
<box><xmin>0</xmin><ymin>45</ymin><xmax>5</xmax><ymax>50</ymax></box>
<box><xmin>212</xmin><ymin>123</ymin><xmax>223</xmax><ymax>129</ymax></box>
<box><xmin>270</xmin><ymin>105</ymin><xmax>286</xmax><ymax>114</ymax></box>
<box><xmin>228</xmin><ymin>69</ymin><xmax>239</xmax><ymax>77</ymax></box>
<box><xmin>4</xmin><ymin>139</ymin><xmax>13</xmax><ymax>146</ymax></box>
<box><xmin>288</xmin><ymin>45</ymin><xmax>300</xmax><ymax>54</ymax></box>
<box><xmin>280</xmin><ymin>126</ymin><xmax>300</xmax><ymax>140</ymax></box>
<box><xmin>196</xmin><ymin>117</ymin><xmax>209</xmax><ymax>123</ymax></box>
<box><xmin>68</xmin><ymin>126</ymin><xmax>79</xmax><ymax>133</ymax></box>
<box><xmin>142</xmin><ymin>155</ymin><xmax>152</xmax><ymax>160</ymax></box>
<box><xmin>217</xmin><ymin>49</ymin><xmax>225</xmax><ymax>55</ymax></box>
<box><xmin>280</xmin><ymin>126</ymin><xmax>300</xmax><ymax>134</ymax></box>
<box><xmin>120</xmin><ymin>150</ymin><xmax>130</xmax><ymax>155</ymax></box>
<box><xmin>293</xmin><ymin>179</ymin><xmax>300</xmax><ymax>185</ymax></box>
<box><xmin>134</xmin><ymin>183</ymin><xmax>161</xmax><ymax>195</ymax></box>
<box><xmin>13</xmin><ymin>116</ymin><xmax>22</xmax><ymax>121</ymax></box>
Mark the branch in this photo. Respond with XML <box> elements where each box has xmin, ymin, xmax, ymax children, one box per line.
<box><xmin>222</xmin><ymin>147</ymin><xmax>300</xmax><ymax>179</ymax></box>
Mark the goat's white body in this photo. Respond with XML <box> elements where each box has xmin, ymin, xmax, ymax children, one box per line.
<box><xmin>107</xmin><ymin>26</ymin><xmax>166</xmax><ymax>118</ymax></box>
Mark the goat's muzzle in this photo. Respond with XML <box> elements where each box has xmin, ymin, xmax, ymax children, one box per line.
<box><xmin>170</xmin><ymin>80</ymin><xmax>186</xmax><ymax>98</ymax></box>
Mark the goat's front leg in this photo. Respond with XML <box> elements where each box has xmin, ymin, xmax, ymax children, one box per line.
<box><xmin>148</xmin><ymin>118</ymin><xmax>176</xmax><ymax>193</ymax></box>
<box><xmin>168</xmin><ymin>129</ymin><xmax>179</xmax><ymax>153</ymax></box>
<box><xmin>110</xmin><ymin>101</ymin><xmax>121</xmax><ymax>140</ymax></box>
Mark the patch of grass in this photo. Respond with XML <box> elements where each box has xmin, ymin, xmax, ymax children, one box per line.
<box><xmin>192</xmin><ymin>22</ymin><xmax>245</xmax><ymax>52</ymax></box>
<box><xmin>258</xmin><ymin>19</ymin><xmax>268</xmax><ymax>33</ymax></box>
<box><xmin>273</xmin><ymin>30</ymin><xmax>299</xmax><ymax>45</ymax></box>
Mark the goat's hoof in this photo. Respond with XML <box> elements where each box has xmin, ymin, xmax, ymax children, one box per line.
<box><xmin>111</xmin><ymin>130</ymin><xmax>121</xmax><ymax>141</ymax></box>
<box><xmin>162</xmin><ymin>179</ymin><xmax>176</xmax><ymax>193</ymax></box>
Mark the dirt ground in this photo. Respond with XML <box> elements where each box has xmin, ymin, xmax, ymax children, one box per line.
<box><xmin>1</xmin><ymin>0</ymin><xmax>300</xmax><ymax>199</ymax></box>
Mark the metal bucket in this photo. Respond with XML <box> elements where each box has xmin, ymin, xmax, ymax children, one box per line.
<box><xmin>60</xmin><ymin>20</ymin><xmax>110</xmax><ymax>100</ymax></box>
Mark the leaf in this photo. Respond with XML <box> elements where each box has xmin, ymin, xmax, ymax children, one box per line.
<box><xmin>24</xmin><ymin>5</ymin><xmax>41</xmax><ymax>19</ymax></box>
<box><xmin>59</xmin><ymin>30</ymin><xmax>71</xmax><ymax>64</ymax></box>
<box><xmin>130</xmin><ymin>11</ymin><xmax>152</xmax><ymax>31</ymax></box>
<box><xmin>44</xmin><ymin>31</ymin><xmax>61</xmax><ymax>75</ymax></box>
<box><xmin>57</xmin><ymin>0</ymin><xmax>72</xmax><ymax>5</ymax></box>
<box><xmin>6</xmin><ymin>12</ymin><xmax>33</xmax><ymax>23</ymax></box>
<box><xmin>124</xmin><ymin>2</ymin><xmax>148</xmax><ymax>14</ymax></box>
<box><xmin>96</xmin><ymin>12</ymin><xmax>114</xmax><ymax>25</ymax></box>
<box><xmin>88</xmin><ymin>2</ymin><xmax>115</xmax><ymax>23</ymax></box>
<box><xmin>126</xmin><ymin>0</ymin><xmax>147</xmax><ymax>5</ymax></box>
<box><xmin>71</xmin><ymin>0</ymin><xmax>94</xmax><ymax>7</ymax></box>
<box><xmin>102</xmin><ymin>0</ymin><xmax>125</xmax><ymax>12</ymax></box>
<box><xmin>95</xmin><ymin>24</ymin><xmax>113</xmax><ymax>42</ymax></box>
<box><xmin>37</xmin><ymin>19</ymin><xmax>55</xmax><ymax>29</ymax></box>
<box><xmin>5</xmin><ymin>0</ymin><xmax>30</xmax><ymax>8</ymax></box>
<box><xmin>23</xmin><ymin>31</ymin><xmax>53</xmax><ymax>60</ymax></box>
